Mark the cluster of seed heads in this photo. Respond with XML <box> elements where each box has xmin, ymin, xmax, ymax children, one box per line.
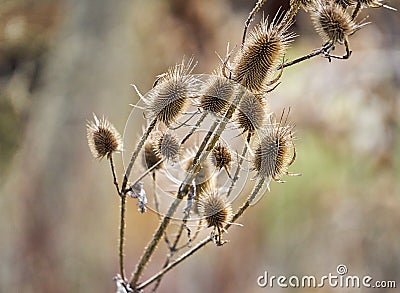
<box><xmin>86</xmin><ymin>1</ymin><xmax>394</xmax><ymax>282</ymax></box>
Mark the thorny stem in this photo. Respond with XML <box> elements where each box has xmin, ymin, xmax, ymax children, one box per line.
<box><xmin>242</xmin><ymin>0</ymin><xmax>268</xmax><ymax>47</ymax></box>
<box><xmin>129</xmin><ymin>86</ymin><xmax>247</xmax><ymax>288</ymax></box>
<box><xmin>279</xmin><ymin>42</ymin><xmax>333</xmax><ymax>69</ymax></box>
<box><xmin>109</xmin><ymin>155</ymin><xmax>121</xmax><ymax>195</ymax></box>
<box><xmin>226</xmin><ymin>132</ymin><xmax>252</xmax><ymax>198</ymax></box>
<box><xmin>121</xmin><ymin>117</ymin><xmax>158</xmax><ymax>194</ymax></box>
<box><xmin>136</xmin><ymin>177</ymin><xmax>267</xmax><ymax>291</ymax></box>
<box><xmin>119</xmin><ymin>194</ymin><xmax>127</xmax><ymax>281</ymax></box>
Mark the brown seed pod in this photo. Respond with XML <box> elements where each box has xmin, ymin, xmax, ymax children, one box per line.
<box><xmin>198</xmin><ymin>190</ymin><xmax>233</xmax><ymax>245</ymax></box>
<box><xmin>198</xmin><ymin>191</ymin><xmax>232</xmax><ymax>228</ymax></box>
<box><xmin>154</xmin><ymin>132</ymin><xmax>180</xmax><ymax>163</ymax></box>
<box><xmin>87</xmin><ymin>114</ymin><xmax>122</xmax><ymax>159</ymax></box>
<box><xmin>211</xmin><ymin>142</ymin><xmax>233</xmax><ymax>171</ymax></box>
<box><xmin>311</xmin><ymin>1</ymin><xmax>361</xmax><ymax>44</ymax></box>
<box><xmin>199</xmin><ymin>74</ymin><xmax>234</xmax><ymax>115</ymax></box>
<box><xmin>252</xmin><ymin>113</ymin><xmax>297</xmax><ymax>182</ymax></box>
<box><xmin>232</xmin><ymin>16</ymin><xmax>295</xmax><ymax>92</ymax></box>
<box><xmin>143</xmin><ymin>136</ymin><xmax>163</xmax><ymax>170</ymax></box>
<box><xmin>146</xmin><ymin>58</ymin><xmax>198</xmax><ymax>126</ymax></box>
<box><xmin>236</xmin><ymin>91</ymin><xmax>268</xmax><ymax>135</ymax></box>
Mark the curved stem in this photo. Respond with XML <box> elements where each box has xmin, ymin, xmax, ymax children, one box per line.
<box><xmin>136</xmin><ymin>177</ymin><xmax>267</xmax><ymax>291</ymax></box>
<box><xmin>121</xmin><ymin>117</ymin><xmax>158</xmax><ymax>194</ymax></box>
<box><xmin>109</xmin><ymin>155</ymin><xmax>121</xmax><ymax>195</ymax></box>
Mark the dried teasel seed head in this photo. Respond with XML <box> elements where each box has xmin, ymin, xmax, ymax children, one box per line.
<box><xmin>185</xmin><ymin>155</ymin><xmax>216</xmax><ymax>200</ymax></box>
<box><xmin>143</xmin><ymin>135</ymin><xmax>163</xmax><ymax>170</ymax></box>
<box><xmin>199</xmin><ymin>74</ymin><xmax>234</xmax><ymax>115</ymax></box>
<box><xmin>236</xmin><ymin>91</ymin><xmax>269</xmax><ymax>135</ymax></box>
<box><xmin>211</xmin><ymin>142</ymin><xmax>233</xmax><ymax>171</ymax></box>
<box><xmin>311</xmin><ymin>1</ymin><xmax>362</xmax><ymax>44</ymax></box>
<box><xmin>198</xmin><ymin>191</ymin><xmax>232</xmax><ymax>229</ymax></box>
<box><xmin>154</xmin><ymin>132</ymin><xmax>180</xmax><ymax>163</ymax></box>
<box><xmin>232</xmin><ymin>16</ymin><xmax>295</xmax><ymax>92</ymax></box>
<box><xmin>252</xmin><ymin>113</ymin><xmax>296</xmax><ymax>182</ymax></box>
<box><xmin>146</xmin><ymin>58</ymin><xmax>198</xmax><ymax>126</ymax></box>
<box><xmin>87</xmin><ymin>114</ymin><xmax>122</xmax><ymax>159</ymax></box>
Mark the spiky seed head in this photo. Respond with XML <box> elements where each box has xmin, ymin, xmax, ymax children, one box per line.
<box><xmin>185</xmin><ymin>156</ymin><xmax>215</xmax><ymax>200</ymax></box>
<box><xmin>236</xmin><ymin>92</ymin><xmax>268</xmax><ymax>135</ymax></box>
<box><xmin>154</xmin><ymin>132</ymin><xmax>180</xmax><ymax>163</ymax></box>
<box><xmin>211</xmin><ymin>143</ymin><xmax>232</xmax><ymax>171</ymax></box>
<box><xmin>87</xmin><ymin>114</ymin><xmax>122</xmax><ymax>159</ymax></box>
<box><xmin>199</xmin><ymin>74</ymin><xmax>234</xmax><ymax>115</ymax></box>
<box><xmin>311</xmin><ymin>1</ymin><xmax>360</xmax><ymax>44</ymax></box>
<box><xmin>198</xmin><ymin>191</ymin><xmax>232</xmax><ymax>229</ymax></box>
<box><xmin>252</xmin><ymin>115</ymin><xmax>295</xmax><ymax>181</ymax></box>
<box><xmin>143</xmin><ymin>136</ymin><xmax>163</xmax><ymax>170</ymax></box>
<box><xmin>232</xmin><ymin>17</ymin><xmax>294</xmax><ymax>92</ymax></box>
<box><xmin>146</xmin><ymin>58</ymin><xmax>197</xmax><ymax>126</ymax></box>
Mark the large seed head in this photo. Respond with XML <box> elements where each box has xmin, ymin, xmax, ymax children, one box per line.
<box><xmin>232</xmin><ymin>17</ymin><xmax>294</xmax><ymax>92</ymax></box>
<box><xmin>311</xmin><ymin>1</ymin><xmax>359</xmax><ymax>44</ymax></box>
<box><xmin>146</xmin><ymin>58</ymin><xmax>197</xmax><ymax>126</ymax></box>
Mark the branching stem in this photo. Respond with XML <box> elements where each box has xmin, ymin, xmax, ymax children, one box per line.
<box><xmin>136</xmin><ymin>177</ymin><xmax>267</xmax><ymax>291</ymax></box>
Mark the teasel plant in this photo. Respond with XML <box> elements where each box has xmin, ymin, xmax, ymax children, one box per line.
<box><xmin>85</xmin><ymin>0</ymin><xmax>396</xmax><ymax>292</ymax></box>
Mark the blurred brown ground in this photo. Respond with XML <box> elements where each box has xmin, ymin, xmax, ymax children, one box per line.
<box><xmin>0</xmin><ymin>0</ymin><xmax>399</xmax><ymax>292</ymax></box>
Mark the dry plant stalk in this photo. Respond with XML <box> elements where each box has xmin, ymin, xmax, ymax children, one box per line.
<box><xmin>85</xmin><ymin>0</ymin><xmax>396</xmax><ymax>292</ymax></box>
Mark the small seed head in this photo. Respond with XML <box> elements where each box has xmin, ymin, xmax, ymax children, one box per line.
<box><xmin>143</xmin><ymin>136</ymin><xmax>163</xmax><ymax>170</ymax></box>
<box><xmin>87</xmin><ymin>114</ymin><xmax>122</xmax><ymax>159</ymax></box>
<box><xmin>252</xmin><ymin>115</ymin><xmax>296</xmax><ymax>181</ymax></box>
<box><xmin>236</xmin><ymin>92</ymin><xmax>268</xmax><ymax>135</ymax></box>
<box><xmin>154</xmin><ymin>132</ymin><xmax>180</xmax><ymax>163</ymax></box>
<box><xmin>232</xmin><ymin>17</ymin><xmax>294</xmax><ymax>92</ymax></box>
<box><xmin>211</xmin><ymin>143</ymin><xmax>232</xmax><ymax>171</ymax></box>
<box><xmin>199</xmin><ymin>74</ymin><xmax>234</xmax><ymax>115</ymax></box>
<box><xmin>198</xmin><ymin>191</ymin><xmax>232</xmax><ymax>229</ymax></box>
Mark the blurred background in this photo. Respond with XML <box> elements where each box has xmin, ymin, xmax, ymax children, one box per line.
<box><xmin>0</xmin><ymin>0</ymin><xmax>399</xmax><ymax>292</ymax></box>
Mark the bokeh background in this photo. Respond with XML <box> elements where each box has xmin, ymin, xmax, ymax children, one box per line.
<box><xmin>0</xmin><ymin>0</ymin><xmax>399</xmax><ymax>292</ymax></box>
